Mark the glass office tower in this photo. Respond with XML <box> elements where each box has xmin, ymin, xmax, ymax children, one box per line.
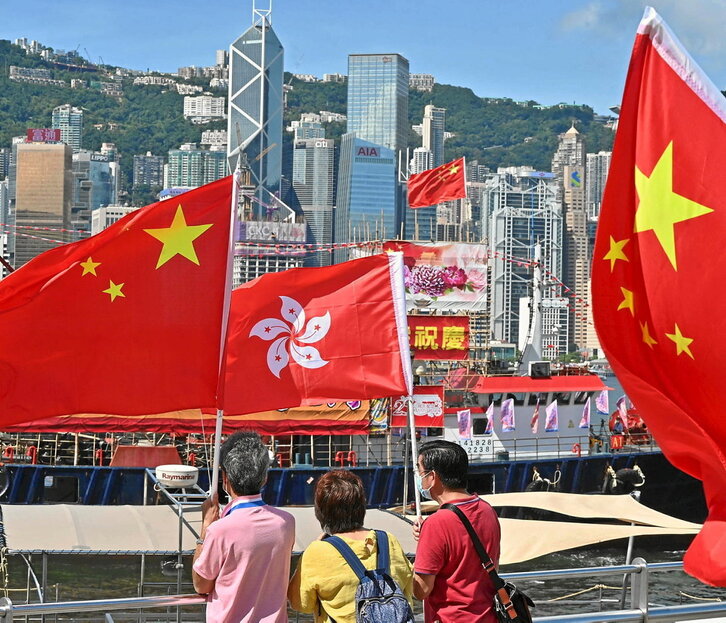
<box><xmin>347</xmin><ymin>54</ymin><xmax>409</xmax><ymax>154</ymax></box>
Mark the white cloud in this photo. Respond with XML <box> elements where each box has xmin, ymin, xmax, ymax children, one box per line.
<box><xmin>561</xmin><ymin>0</ymin><xmax>726</xmax><ymax>61</ymax></box>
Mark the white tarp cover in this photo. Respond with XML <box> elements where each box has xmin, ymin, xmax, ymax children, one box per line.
<box><xmin>1</xmin><ymin>493</ymin><xmax>701</xmax><ymax>564</ymax></box>
<box><xmin>0</xmin><ymin>504</ymin><xmax>203</xmax><ymax>555</ymax></box>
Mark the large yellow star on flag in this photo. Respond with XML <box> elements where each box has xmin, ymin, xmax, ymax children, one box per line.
<box><xmin>603</xmin><ymin>236</ymin><xmax>629</xmax><ymax>271</ymax></box>
<box><xmin>144</xmin><ymin>205</ymin><xmax>213</xmax><ymax>269</ymax></box>
<box><xmin>634</xmin><ymin>142</ymin><xmax>713</xmax><ymax>270</ymax></box>
<box><xmin>80</xmin><ymin>257</ymin><xmax>101</xmax><ymax>276</ymax></box>
<box><xmin>617</xmin><ymin>287</ymin><xmax>635</xmax><ymax>316</ymax></box>
<box><xmin>665</xmin><ymin>323</ymin><xmax>694</xmax><ymax>359</ymax></box>
<box><xmin>103</xmin><ymin>280</ymin><xmax>125</xmax><ymax>302</ymax></box>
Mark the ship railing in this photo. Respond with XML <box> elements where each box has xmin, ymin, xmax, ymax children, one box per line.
<box><xmin>2</xmin><ymin>558</ymin><xmax>725</xmax><ymax>622</ymax></box>
<box><xmin>495</xmin><ymin>432</ymin><xmax>660</xmax><ymax>462</ymax></box>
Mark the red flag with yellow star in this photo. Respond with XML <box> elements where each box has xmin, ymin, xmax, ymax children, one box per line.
<box><xmin>0</xmin><ymin>176</ymin><xmax>234</xmax><ymax>426</ymax></box>
<box><xmin>592</xmin><ymin>8</ymin><xmax>726</xmax><ymax>586</ymax></box>
<box><xmin>407</xmin><ymin>157</ymin><xmax>466</xmax><ymax>208</ymax></box>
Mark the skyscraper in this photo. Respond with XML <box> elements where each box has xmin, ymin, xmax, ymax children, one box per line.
<box><xmin>13</xmin><ymin>142</ymin><xmax>73</xmax><ymax>267</ymax></box>
<box><xmin>133</xmin><ymin>152</ymin><xmax>165</xmax><ymax>188</ymax></box>
<box><xmin>586</xmin><ymin>150</ymin><xmax>612</xmax><ymax>220</ymax></box>
<box><xmin>552</xmin><ymin>125</ymin><xmax>589</xmax><ymax>352</ymax></box>
<box><xmin>166</xmin><ymin>144</ymin><xmax>226</xmax><ymax>188</ymax></box>
<box><xmin>0</xmin><ymin>148</ymin><xmax>10</xmax><ymax>179</ymax></box>
<box><xmin>335</xmin><ymin>133</ymin><xmax>396</xmax><ymax>262</ymax></box>
<box><xmin>51</xmin><ymin>104</ymin><xmax>83</xmax><ymax>151</ymax></box>
<box><xmin>483</xmin><ymin>168</ymin><xmax>565</xmax><ymax>357</ymax></box>
<box><xmin>347</xmin><ymin>54</ymin><xmax>409</xmax><ymax>154</ymax></box>
<box><xmin>422</xmin><ymin>105</ymin><xmax>446</xmax><ymax>167</ymax></box>
<box><xmin>293</xmin><ymin>138</ymin><xmax>336</xmax><ymax>266</ymax></box>
<box><xmin>71</xmin><ymin>150</ymin><xmax>118</xmax><ymax>233</ymax></box>
<box><xmin>405</xmin><ymin>146</ymin><xmax>435</xmax><ymax>241</ymax></box>
<box><xmin>227</xmin><ymin>4</ymin><xmax>284</xmax><ymax>212</ymax></box>
<box><xmin>409</xmin><ymin>147</ymin><xmax>433</xmax><ymax>174</ymax></box>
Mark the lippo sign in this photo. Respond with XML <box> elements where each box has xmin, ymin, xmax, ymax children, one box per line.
<box><xmin>408</xmin><ymin>315</ymin><xmax>469</xmax><ymax>360</ymax></box>
<box><xmin>26</xmin><ymin>128</ymin><xmax>61</xmax><ymax>142</ymax></box>
<box><xmin>391</xmin><ymin>385</ymin><xmax>444</xmax><ymax>428</ymax></box>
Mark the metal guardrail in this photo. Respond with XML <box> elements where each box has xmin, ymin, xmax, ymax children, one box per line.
<box><xmin>0</xmin><ymin>593</ymin><xmax>206</xmax><ymax>620</ymax></box>
<box><xmin>0</xmin><ymin>558</ymin><xmax>723</xmax><ymax>622</ymax></box>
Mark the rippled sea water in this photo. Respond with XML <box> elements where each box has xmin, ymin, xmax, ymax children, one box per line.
<box><xmin>6</xmin><ymin>536</ymin><xmax>724</xmax><ymax>622</ymax></box>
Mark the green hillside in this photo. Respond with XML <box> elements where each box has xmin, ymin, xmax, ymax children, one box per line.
<box><xmin>1</xmin><ymin>38</ymin><xmax>614</xmax><ymax>199</ymax></box>
<box><xmin>286</xmin><ymin>76</ymin><xmax>615</xmax><ymax>171</ymax></box>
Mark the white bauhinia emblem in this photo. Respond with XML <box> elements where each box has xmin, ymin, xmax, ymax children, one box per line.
<box><xmin>249</xmin><ymin>296</ymin><xmax>331</xmax><ymax>378</ymax></box>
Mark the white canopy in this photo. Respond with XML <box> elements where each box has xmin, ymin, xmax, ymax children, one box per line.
<box><xmin>0</xmin><ymin>493</ymin><xmax>701</xmax><ymax>564</ymax></box>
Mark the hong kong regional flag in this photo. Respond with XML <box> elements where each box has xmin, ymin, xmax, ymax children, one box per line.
<box><xmin>0</xmin><ymin>176</ymin><xmax>234</xmax><ymax>426</ymax></box>
<box><xmin>592</xmin><ymin>8</ymin><xmax>726</xmax><ymax>586</ymax></box>
<box><xmin>220</xmin><ymin>254</ymin><xmax>413</xmax><ymax>415</ymax></box>
<box><xmin>407</xmin><ymin>157</ymin><xmax>466</xmax><ymax>208</ymax></box>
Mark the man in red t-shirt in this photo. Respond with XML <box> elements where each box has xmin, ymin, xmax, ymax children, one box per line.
<box><xmin>413</xmin><ymin>440</ymin><xmax>501</xmax><ymax>622</ymax></box>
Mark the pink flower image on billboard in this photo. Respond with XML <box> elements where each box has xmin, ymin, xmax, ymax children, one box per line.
<box><xmin>385</xmin><ymin>242</ymin><xmax>488</xmax><ymax>311</ymax></box>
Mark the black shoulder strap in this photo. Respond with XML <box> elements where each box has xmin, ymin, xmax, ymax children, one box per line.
<box><xmin>440</xmin><ymin>502</ymin><xmax>505</xmax><ymax>590</ymax></box>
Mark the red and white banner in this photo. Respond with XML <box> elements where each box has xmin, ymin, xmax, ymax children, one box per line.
<box><xmin>391</xmin><ymin>385</ymin><xmax>445</xmax><ymax>428</ymax></box>
<box><xmin>408</xmin><ymin>315</ymin><xmax>469</xmax><ymax>360</ymax></box>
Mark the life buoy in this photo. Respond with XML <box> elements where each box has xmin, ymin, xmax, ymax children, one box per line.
<box><xmin>571</xmin><ymin>443</ymin><xmax>581</xmax><ymax>456</ymax></box>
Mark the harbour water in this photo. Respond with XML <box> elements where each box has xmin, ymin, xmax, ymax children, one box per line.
<box><xmin>6</xmin><ymin>538</ymin><xmax>724</xmax><ymax>621</ymax></box>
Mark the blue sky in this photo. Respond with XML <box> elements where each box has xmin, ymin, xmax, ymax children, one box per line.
<box><xmin>4</xmin><ymin>0</ymin><xmax>726</xmax><ymax>115</ymax></box>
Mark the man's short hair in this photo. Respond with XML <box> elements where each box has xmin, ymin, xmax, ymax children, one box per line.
<box><xmin>220</xmin><ymin>431</ymin><xmax>270</xmax><ymax>496</ymax></box>
<box><xmin>314</xmin><ymin>470</ymin><xmax>366</xmax><ymax>534</ymax></box>
<box><xmin>418</xmin><ymin>440</ymin><xmax>469</xmax><ymax>490</ymax></box>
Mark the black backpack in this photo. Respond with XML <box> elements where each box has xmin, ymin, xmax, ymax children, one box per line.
<box><xmin>323</xmin><ymin>529</ymin><xmax>415</xmax><ymax>623</ymax></box>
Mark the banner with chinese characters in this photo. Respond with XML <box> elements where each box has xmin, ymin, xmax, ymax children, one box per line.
<box><xmin>383</xmin><ymin>241</ymin><xmax>488</xmax><ymax>311</ymax></box>
<box><xmin>408</xmin><ymin>315</ymin><xmax>469</xmax><ymax>360</ymax></box>
<box><xmin>390</xmin><ymin>385</ymin><xmax>445</xmax><ymax>428</ymax></box>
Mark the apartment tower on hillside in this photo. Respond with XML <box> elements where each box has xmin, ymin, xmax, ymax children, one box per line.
<box><xmin>552</xmin><ymin>125</ymin><xmax>589</xmax><ymax>353</ymax></box>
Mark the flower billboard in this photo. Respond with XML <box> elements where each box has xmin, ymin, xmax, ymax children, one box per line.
<box><xmin>383</xmin><ymin>241</ymin><xmax>488</xmax><ymax>311</ymax></box>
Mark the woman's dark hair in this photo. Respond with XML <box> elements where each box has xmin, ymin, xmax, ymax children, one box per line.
<box><xmin>314</xmin><ymin>470</ymin><xmax>366</xmax><ymax>534</ymax></box>
<box><xmin>418</xmin><ymin>440</ymin><xmax>469</xmax><ymax>490</ymax></box>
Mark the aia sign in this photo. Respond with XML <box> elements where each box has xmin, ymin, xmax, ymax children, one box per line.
<box><xmin>356</xmin><ymin>146</ymin><xmax>379</xmax><ymax>157</ymax></box>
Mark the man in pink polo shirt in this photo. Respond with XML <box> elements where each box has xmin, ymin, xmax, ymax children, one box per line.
<box><xmin>193</xmin><ymin>431</ymin><xmax>295</xmax><ymax>622</ymax></box>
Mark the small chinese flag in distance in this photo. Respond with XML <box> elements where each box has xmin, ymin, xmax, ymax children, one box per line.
<box><xmin>592</xmin><ymin>8</ymin><xmax>726</xmax><ymax>586</ymax></box>
<box><xmin>0</xmin><ymin>176</ymin><xmax>233</xmax><ymax>426</ymax></box>
<box><xmin>407</xmin><ymin>157</ymin><xmax>466</xmax><ymax>208</ymax></box>
<box><xmin>219</xmin><ymin>253</ymin><xmax>413</xmax><ymax>415</ymax></box>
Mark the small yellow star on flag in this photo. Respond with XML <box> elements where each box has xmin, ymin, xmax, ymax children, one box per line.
<box><xmin>634</xmin><ymin>141</ymin><xmax>713</xmax><ymax>270</ymax></box>
<box><xmin>640</xmin><ymin>321</ymin><xmax>658</xmax><ymax>348</ymax></box>
<box><xmin>144</xmin><ymin>205</ymin><xmax>213</xmax><ymax>269</ymax></box>
<box><xmin>617</xmin><ymin>287</ymin><xmax>635</xmax><ymax>315</ymax></box>
<box><xmin>603</xmin><ymin>237</ymin><xmax>629</xmax><ymax>271</ymax></box>
<box><xmin>665</xmin><ymin>323</ymin><xmax>694</xmax><ymax>359</ymax></box>
<box><xmin>103</xmin><ymin>280</ymin><xmax>125</xmax><ymax>302</ymax></box>
<box><xmin>80</xmin><ymin>257</ymin><xmax>101</xmax><ymax>276</ymax></box>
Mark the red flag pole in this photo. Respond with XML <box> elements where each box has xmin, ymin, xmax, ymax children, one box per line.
<box><xmin>210</xmin><ymin>166</ymin><xmax>242</xmax><ymax>496</ymax></box>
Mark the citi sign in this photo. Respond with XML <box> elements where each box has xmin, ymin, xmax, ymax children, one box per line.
<box><xmin>357</xmin><ymin>147</ymin><xmax>379</xmax><ymax>157</ymax></box>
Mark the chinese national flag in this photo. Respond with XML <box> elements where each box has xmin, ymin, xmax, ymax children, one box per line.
<box><xmin>0</xmin><ymin>176</ymin><xmax>233</xmax><ymax>426</ymax></box>
<box><xmin>219</xmin><ymin>253</ymin><xmax>413</xmax><ymax>415</ymax></box>
<box><xmin>592</xmin><ymin>9</ymin><xmax>726</xmax><ymax>586</ymax></box>
<box><xmin>407</xmin><ymin>157</ymin><xmax>466</xmax><ymax>208</ymax></box>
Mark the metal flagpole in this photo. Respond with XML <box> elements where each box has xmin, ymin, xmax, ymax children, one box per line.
<box><xmin>407</xmin><ymin>395</ymin><xmax>422</xmax><ymax>518</ymax></box>
<box><xmin>210</xmin><ymin>166</ymin><xmax>241</xmax><ymax>496</ymax></box>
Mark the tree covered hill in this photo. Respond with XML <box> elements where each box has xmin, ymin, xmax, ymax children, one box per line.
<box><xmin>1</xmin><ymin>38</ymin><xmax>614</xmax><ymax>197</ymax></box>
<box><xmin>286</xmin><ymin>77</ymin><xmax>615</xmax><ymax>171</ymax></box>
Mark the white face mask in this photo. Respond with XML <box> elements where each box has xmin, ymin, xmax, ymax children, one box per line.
<box><xmin>414</xmin><ymin>470</ymin><xmax>433</xmax><ymax>500</ymax></box>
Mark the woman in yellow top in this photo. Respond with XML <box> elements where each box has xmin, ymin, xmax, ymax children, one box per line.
<box><xmin>288</xmin><ymin>470</ymin><xmax>414</xmax><ymax>623</ymax></box>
